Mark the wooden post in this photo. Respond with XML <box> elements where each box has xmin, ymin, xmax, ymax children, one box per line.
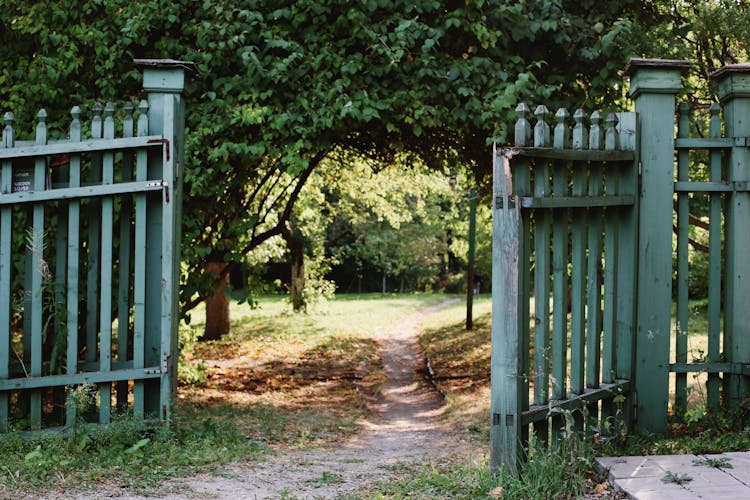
<box><xmin>135</xmin><ymin>59</ymin><xmax>194</xmax><ymax>421</ymax></box>
<box><xmin>710</xmin><ymin>64</ymin><xmax>750</xmax><ymax>409</ymax></box>
<box><xmin>490</xmin><ymin>144</ymin><xmax>522</xmax><ymax>474</ymax></box>
<box><xmin>624</xmin><ymin>58</ymin><xmax>690</xmax><ymax>434</ymax></box>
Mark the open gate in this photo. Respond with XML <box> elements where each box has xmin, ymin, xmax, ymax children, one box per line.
<box><xmin>491</xmin><ymin>58</ymin><xmax>750</xmax><ymax>473</ymax></box>
<box><xmin>0</xmin><ymin>60</ymin><xmax>191</xmax><ymax>432</ymax></box>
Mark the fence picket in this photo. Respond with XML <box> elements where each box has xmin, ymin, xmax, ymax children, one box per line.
<box><xmin>532</xmin><ymin>106</ymin><xmax>552</xmax><ymax>442</ymax></box>
<box><xmin>600</xmin><ymin>114</ymin><xmax>621</xmax><ymax>425</ymax></box>
<box><xmin>707</xmin><ymin>103</ymin><xmax>722</xmax><ymax>409</ymax></box>
<box><xmin>572</xmin><ymin>109</ymin><xmax>588</xmax><ymax>150</ymax></box>
<box><xmin>0</xmin><ymin>113</ymin><xmax>14</xmax><ymax>432</ymax></box>
<box><xmin>589</xmin><ymin>111</ymin><xmax>603</xmax><ymax>150</ymax></box>
<box><xmin>86</xmin><ymin>103</ymin><xmax>102</xmax><ymax>371</ymax></box>
<box><xmin>602</xmin><ymin>114</ymin><xmax>620</xmax><ymax>387</ymax></box>
<box><xmin>551</xmin><ymin>150</ymin><xmax>569</xmax><ymax>442</ymax></box>
<box><xmin>515</xmin><ymin>103</ymin><xmax>532</xmax><ymax>147</ymax></box>
<box><xmin>29</xmin><ymin>109</ymin><xmax>48</xmax><ymax>430</ymax></box>
<box><xmin>116</xmin><ymin>102</ymin><xmax>134</xmax><ymax>411</ymax></box>
<box><xmin>99</xmin><ymin>103</ymin><xmax>115</xmax><ymax>424</ymax></box>
<box><xmin>584</xmin><ymin>133</ymin><xmax>603</xmax><ymax>433</ymax></box>
<box><xmin>66</xmin><ymin>106</ymin><xmax>82</xmax><ymax>428</ymax></box>
<box><xmin>133</xmin><ymin>99</ymin><xmax>149</xmax><ymax>418</ymax></box>
<box><xmin>675</xmin><ymin>103</ymin><xmax>690</xmax><ymax>412</ymax></box>
<box><xmin>553</xmin><ymin>108</ymin><xmax>570</xmax><ymax>150</ymax></box>
<box><xmin>534</xmin><ymin>105</ymin><xmax>550</xmax><ymax>147</ymax></box>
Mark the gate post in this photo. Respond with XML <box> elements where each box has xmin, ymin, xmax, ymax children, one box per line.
<box><xmin>710</xmin><ymin>65</ymin><xmax>750</xmax><ymax>408</ymax></box>
<box><xmin>624</xmin><ymin>59</ymin><xmax>690</xmax><ymax>434</ymax></box>
<box><xmin>490</xmin><ymin>144</ymin><xmax>522</xmax><ymax>475</ymax></box>
<box><xmin>135</xmin><ymin>59</ymin><xmax>194</xmax><ymax>420</ymax></box>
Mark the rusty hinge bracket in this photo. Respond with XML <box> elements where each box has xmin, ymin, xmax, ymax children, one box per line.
<box><xmin>147</xmin><ymin>138</ymin><xmax>170</xmax><ymax>161</ymax></box>
<box><xmin>495</xmin><ymin>196</ymin><xmax>517</xmax><ymax>209</ymax></box>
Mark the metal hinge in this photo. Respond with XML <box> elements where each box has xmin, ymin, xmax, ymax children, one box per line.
<box><xmin>146</xmin><ymin>138</ymin><xmax>171</xmax><ymax>161</ymax></box>
<box><xmin>495</xmin><ymin>196</ymin><xmax>517</xmax><ymax>209</ymax></box>
<box><xmin>146</xmin><ymin>180</ymin><xmax>170</xmax><ymax>203</ymax></box>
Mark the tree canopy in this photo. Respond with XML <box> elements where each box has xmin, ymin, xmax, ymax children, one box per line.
<box><xmin>0</xmin><ymin>0</ymin><xmax>661</xmax><ymax>315</ymax></box>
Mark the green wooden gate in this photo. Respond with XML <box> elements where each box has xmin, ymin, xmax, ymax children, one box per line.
<box><xmin>491</xmin><ymin>58</ymin><xmax>750</xmax><ymax>473</ymax></box>
<box><xmin>0</xmin><ymin>59</ymin><xmax>191</xmax><ymax>432</ymax></box>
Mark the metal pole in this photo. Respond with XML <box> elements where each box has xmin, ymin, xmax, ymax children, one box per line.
<box><xmin>466</xmin><ymin>188</ymin><xmax>477</xmax><ymax>330</ymax></box>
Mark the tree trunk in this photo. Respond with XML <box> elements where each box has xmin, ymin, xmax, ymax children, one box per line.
<box><xmin>281</xmin><ymin>220</ymin><xmax>306</xmax><ymax>312</ymax></box>
<box><xmin>204</xmin><ymin>261</ymin><xmax>231</xmax><ymax>340</ymax></box>
<box><xmin>381</xmin><ymin>271</ymin><xmax>387</xmax><ymax>296</ymax></box>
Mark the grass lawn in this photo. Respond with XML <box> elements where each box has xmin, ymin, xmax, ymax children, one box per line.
<box><xmin>1</xmin><ymin>292</ymin><xmax>745</xmax><ymax>498</ymax></box>
<box><xmin>0</xmin><ymin>292</ymin><xmax>450</xmax><ymax>497</ymax></box>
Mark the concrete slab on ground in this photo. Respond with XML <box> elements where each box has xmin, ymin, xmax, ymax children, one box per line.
<box><xmin>597</xmin><ymin>452</ymin><xmax>750</xmax><ymax>499</ymax></box>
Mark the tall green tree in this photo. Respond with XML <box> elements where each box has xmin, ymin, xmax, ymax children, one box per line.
<box><xmin>630</xmin><ymin>0</ymin><xmax>750</xmax><ymax>103</ymax></box>
<box><xmin>0</xmin><ymin>0</ymin><xmax>657</xmax><ymax>337</ymax></box>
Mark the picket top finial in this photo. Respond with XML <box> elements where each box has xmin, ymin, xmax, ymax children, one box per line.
<box><xmin>515</xmin><ymin>102</ymin><xmax>532</xmax><ymax>147</ymax></box>
<box><xmin>2</xmin><ymin>112</ymin><xmax>14</xmax><ymax>148</ymax></box>
<box><xmin>104</xmin><ymin>102</ymin><xmax>115</xmax><ymax>140</ymax></box>
<box><xmin>70</xmin><ymin>106</ymin><xmax>81</xmax><ymax>142</ymax></box>
<box><xmin>710</xmin><ymin>63</ymin><xmax>750</xmax><ymax>104</ymax></box>
<box><xmin>91</xmin><ymin>102</ymin><xmax>103</xmax><ymax>139</ymax></box>
<box><xmin>123</xmin><ymin>101</ymin><xmax>134</xmax><ymax>138</ymax></box>
<box><xmin>709</xmin><ymin>102</ymin><xmax>722</xmax><ymax>138</ymax></box>
<box><xmin>572</xmin><ymin>108</ymin><xmax>588</xmax><ymax>150</ymax></box>
<box><xmin>589</xmin><ymin>111</ymin><xmax>603</xmax><ymax>150</ymax></box>
<box><xmin>534</xmin><ymin>104</ymin><xmax>550</xmax><ymax>148</ymax></box>
<box><xmin>604</xmin><ymin>113</ymin><xmax>619</xmax><ymax>151</ymax></box>
<box><xmin>677</xmin><ymin>102</ymin><xmax>690</xmax><ymax>137</ymax></box>
<box><xmin>553</xmin><ymin>107</ymin><xmax>570</xmax><ymax>149</ymax></box>
<box><xmin>137</xmin><ymin>99</ymin><xmax>150</xmax><ymax>137</ymax></box>
<box><xmin>36</xmin><ymin>109</ymin><xmax>47</xmax><ymax>145</ymax></box>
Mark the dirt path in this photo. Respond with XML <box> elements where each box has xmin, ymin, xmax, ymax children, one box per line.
<box><xmin>167</xmin><ymin>299</ymin><xmax>472</xmax><ymax>499</ymax></box>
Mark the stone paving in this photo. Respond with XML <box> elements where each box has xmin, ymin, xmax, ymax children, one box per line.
<box><xmin>597</xmin><ymin>452</ymin><xmax>750</xmax><ymax>499</ymax></box>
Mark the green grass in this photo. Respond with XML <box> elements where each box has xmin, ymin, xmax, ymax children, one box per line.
<box><xmin>0</xmin><ymin>408</ymin><xmax>265</xmax><ymax>496</ymax></box>
<box><xmin>360</xmin><ymin>438</ymin><xmax>602</xmax><ymax>500</ymax></box>
<box><xmin>418</xmin><ymin>294</ymin><xmax>492</xmax><ymax>442</ymax></box>
<box><xmin>4</xmin><ymin>292</ymin><xmax>744</xmax><ymax>498</ymax></box>
<box><xmin>0</xmin><ymin>293</ymin><xmax>453</xmax><ymax>496</ymax></box>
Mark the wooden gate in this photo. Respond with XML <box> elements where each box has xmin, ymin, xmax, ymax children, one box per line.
<box><xmin>0</xmin><ymin>59</ymin><xmax>191</xmax><ymax>432</ymax></box>
<box><xmin>491</xmin><ymin>58</ymin><xmax>750</xmax><ymax>473</ymax></box>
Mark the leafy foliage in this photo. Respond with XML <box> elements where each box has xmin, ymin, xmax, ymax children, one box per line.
<box><xmin>0</xmin><ymin>0</ymin><xmax>656</xmax><ymax>313</ymax></box>
<box><xmin>631</xmin><ymin>0</ymin><xmax>750</xmax><ymax>102</ymax></box>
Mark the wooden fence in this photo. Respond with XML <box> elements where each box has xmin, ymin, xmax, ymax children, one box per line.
<box><xmin>491</xmin><ymin>105</ymin><xmax>638</xmax><ymax>473</ymax></box>
<box><xmin>0</xmin><ymin>59</ymin><xmax>191</xmax><ymax>432</ymax></box>
<box><xmin>491</xmin><ymin>58</ymin><xmax>750</xmax><ymax>473</ymax></box>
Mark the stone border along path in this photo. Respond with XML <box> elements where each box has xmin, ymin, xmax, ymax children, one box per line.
<box><xmin>138</xmin><ymin>298</ymin><xmax>475</xmax><ymax>499</ymax></box>
<box><xmin>597</xmin><ymin>452</ymin><xmax>750</xmax><ymax>499</ymax></box>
